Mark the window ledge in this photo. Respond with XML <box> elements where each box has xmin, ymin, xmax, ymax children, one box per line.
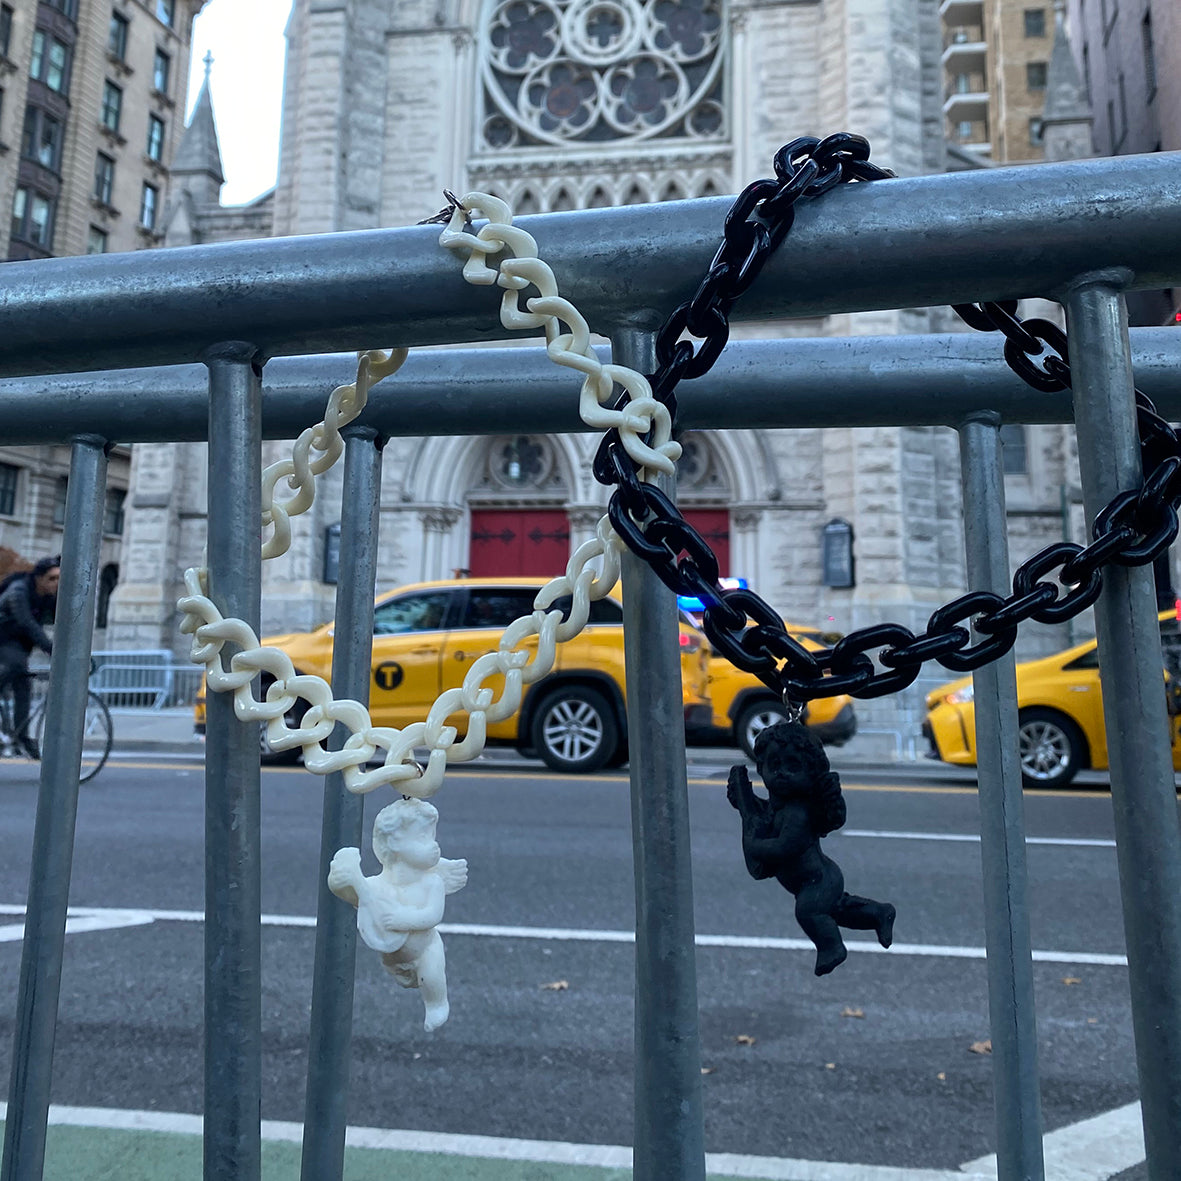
<box><xmin>99</xmin><ymin>125</ymin><xmax>128</xmax><ymax>147</ymax></box>
<box><xmin>150</xmin><ymin>87</ymin><xmax>175</xmax><ymax>110</ymax></box>
<box><xmin>90</xmin><ymin>199</ymin><xmax>121</xmax><ymax>218</ymax></box>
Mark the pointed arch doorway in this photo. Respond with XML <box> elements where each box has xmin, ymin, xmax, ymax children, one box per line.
<box><xmin>468</xmin><ymin>435</ymin><xmax>572</xmax><ymax>577</ymax></box>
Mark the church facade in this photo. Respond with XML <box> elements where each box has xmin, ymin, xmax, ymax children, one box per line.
<box><xmin>110</xmin><ymin>0</ymin><xmax>1100</xmax><ymax>743</ymax></box>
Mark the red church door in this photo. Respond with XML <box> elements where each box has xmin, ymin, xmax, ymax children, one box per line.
<box><xmin>682</xmin><ymin>509</ymin><xmax>731</xmax><ymax>578</ymax></box>
<box><xmin>468</xmin><ymin>508</ymin><xmax>571</xmax><ymax>577</ymax></box>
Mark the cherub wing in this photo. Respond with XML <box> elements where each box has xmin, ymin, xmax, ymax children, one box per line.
<box><xmin>438</xmin><ymin>857</ymin><xmax>468</xmax><ymax>895</ymax></box>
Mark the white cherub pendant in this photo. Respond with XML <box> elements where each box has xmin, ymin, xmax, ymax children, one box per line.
<box><xmin>328</xmin><ymin>797</ymin><xmax>468</xmax><ymax>1031</ymax></box>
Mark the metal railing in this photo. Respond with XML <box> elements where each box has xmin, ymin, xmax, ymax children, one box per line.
<box><xmin>88</xmin><ymin>649</ymin><xmax>203</xmax><ymax>709</ymax></box>
<box><xmin>1</xmin><ymin>151</ymin><xmax>1180</xmax><ymax>1181</ymax></box>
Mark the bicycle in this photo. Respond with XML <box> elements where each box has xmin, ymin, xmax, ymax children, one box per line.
<box><xmin>0</xmin><ymin>670</ymin><xmax>113</xmax><ymax>783</ymax></box>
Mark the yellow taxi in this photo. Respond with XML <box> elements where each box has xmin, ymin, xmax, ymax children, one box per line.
<box><xmin>675</xmin><ymin>591</ymin><xmax>856</xmax><ymax>757</ymax></box>
<box><xmin>923</xmin><ymin>610</ymin><xmax>1181</xmax><ymax>789</ymax></box>
<box><xmin>196</xmin><ymin>577</ymin><xmax>713</xmax><ymax>774</ymax></box>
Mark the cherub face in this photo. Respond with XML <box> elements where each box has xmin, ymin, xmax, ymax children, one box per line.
<box><xmin>373</xmin><ymin>800</ymin><xmax>441</xmax><ymax>869</ymax></box>
<box><xmin>756</xmin><ymin>741</ymin><xmax>810</xmax><ymax>800</ymax></box>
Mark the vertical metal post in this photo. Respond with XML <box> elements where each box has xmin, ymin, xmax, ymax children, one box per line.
<box><xmin>1065</xmin><ymin>281</ymin><xmax>1181</xmax><ymax>1181</ymax></box>
<box><xmin>300</xmin><ymin>425</ymin><xmax>384</xmax><ymax>1181</ymax></box>
<box><xmin>1</xmin><ymin>436</ymin><xmax>109</xmax><ymax>1181</ymax></box>
<box><xmin>203</xmin><ymin>344</ymin><xmax>263</xmax><ymax>1181</ymax></box>
<box><xmin>611</xmin><ymin>327</ymin><xmax>706</xmax><ymax>1181</ymax></box>
<box><xmin>958</xmin><ymin>414</ymin><xmax>1045</xmax><ymax>1181</ymax></box>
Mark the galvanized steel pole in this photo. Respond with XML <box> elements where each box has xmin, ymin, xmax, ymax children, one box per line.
<box><xmin>612</xmin><ymin>326</ymin><xmax>706</xmax><ymax>1181</ymax></box>
<box><xmin>958</xmin><ymin>414</ymin><xmax>1045</xmax><ymax>1181</ymax></box>
<box><xmin>0</xmin><ymin>154</ymin><xmax>1178</xmax><ymax>376</ymax></box>
<box><xmin>2</xmin><ymin>331</ymin><xmax>1181</xmax><ymax>445</ymax></box>
<box><xmin>1</xmin><ymin>435</ymin><xmax>108</xmax><ymax>1181</ymax></box>
<box><xmin>1064</xmin><ymin>280</ymin><xmax>1181</xmax><ymax>1180</ymax></box>
<box><xmin>300</xmin><ymin>424</ymin><xmax>384</xmax><ymax>1181</ymax></box>
<box><xmin>203</xmin><ymin>344</ymin><xmax>264</xmax><ymax>1181</ymax></box>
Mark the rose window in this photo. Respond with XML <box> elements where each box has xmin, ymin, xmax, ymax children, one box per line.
<box><xmin>480</xmin><ymin>0</ymin><xmax>725</xmax><ymax>147</ymax></box>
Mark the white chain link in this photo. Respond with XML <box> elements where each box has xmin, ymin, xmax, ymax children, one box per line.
<box><xmin>439</xmin><ymin>193</ymin><xmax>682</xmax><ymax>480</ymax></box>
<box><xmin>176</xmin><ymin>207</ymin><xmax>651</xmax><ymax>797</ymax></box>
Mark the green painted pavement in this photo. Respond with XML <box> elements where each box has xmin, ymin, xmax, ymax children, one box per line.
<box><xmin>7</xmin><ymin>1122</ymin><xmax>757</xmax><ymax>1181</ymax></box>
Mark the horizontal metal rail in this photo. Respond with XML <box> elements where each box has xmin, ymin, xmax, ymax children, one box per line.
<box><xmin>0</xmin><ymin>153</ymin><xmax>1177</xmax><ymax>377</ymax></box>
<box><xmin>0</xmin><ymin>329</ymin><xmax>1178</xmax><ymax>445</ymax></box>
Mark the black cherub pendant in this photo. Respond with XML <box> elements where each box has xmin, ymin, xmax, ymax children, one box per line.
<box><xmin>727</xmin><ymin>720</ymin><xmax>895</xmax><ymax>976</ymax></box>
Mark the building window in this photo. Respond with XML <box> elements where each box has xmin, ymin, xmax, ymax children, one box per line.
<box><xmin>957</xmin><ymin>120</ymin><xmax>973</xmax><ymax>139</ymax></box>
<box><xmin>45</xmin><ymin>0</ymin><xmax>77</xmax><ymax>18</ymax></box>
<box><xmin>103</xmin><ymin>488</ymin><xmax>125</xmax><ymax>535</ymax></box>
<box><xmin>146</xmin><ymin>113</ymin><xmax>165</xmax><ymax>161</ymax></box>
<box><xmin>140</xmin><ymin>182</ymin><xmax>158</xmax><ymax>229</ymax></box>
<box><xmin>11</xmin><ymin>186</ymin><xmax>55</xmax><ymax>248</ymax></box>
<box><xmin>94</xmin><ymin>152</ymin><xmax>115</xmax><ymax>204</ymax></box>
<box><xmin>155</xmin><ymin>0</ymin><xmax>174</xmax><ymax>26</ymax></box>
<box><xmin>22</xmin><ymin>107</ymin><xmax>63</xmax><ymax>171</ymax></box>
<box><xmin>1025</xmin><ymin>61</ymin><xmax>1047</xmax><ymax>89</ymax></box>
<box><xmin>31</xmin><ymin>31</ymin><xmax>71</xmax><ymax>95</ymax></box>
<box><xmin>52</xmin><ymin>476</ymin><xmax>68</xmax><ymax>526</ymax></box>
<box><xmin>1023</xmin><ymin>8</ymin><xmax>1045</xmax><ymax>37</ymax></box>
<box><xmin>87</xmin><ymin>225</ymin><xmax>108</xmax><ymax>253</ymax></box>
<box><xmin>101</xmin><ymin>80</ymin><xmax>122</xmax><ymax>132</ymax></box>
<box><xmin>1141</xmin><ymin>13</ymin><xmax>1156</xmax><ymax>99</ymax></box>
<box><xmin>479</xmin><ymin>0</ymin><xmax>725</xmax><ymax>150</ymax></box>
<box><xmin>108</xmin><ymin>11</ymin><xmax>128</xmax><ymax>59</ymax></box>
<box><xmin>1029</xmin><ymin>117</ymin><xmax>1044</xmax><ymax>146</ymax></box>
<box><xmin>1000</xmin><ymin>425</ymin><xmax>1028</xmax><ymax>476</ymax></box>
<box><xmin>0</xmin><ymin>463</ymin><xmax>19</xmax><ymax>517</ymax></box>
<box><xmin>153</xmin><ymin>47</ymin><xmax>170</xmax><ymax>92</ymax></box>
<box><xmin>0</xmin><ymin>5</ymin><xmax>12</xmax><ymax>57</ymax></box>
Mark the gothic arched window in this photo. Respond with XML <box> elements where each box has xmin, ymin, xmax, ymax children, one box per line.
<box><xmin>479</xmin><ymin>0</ymin><xmax>726</xmax><ymax>150</ymax></box>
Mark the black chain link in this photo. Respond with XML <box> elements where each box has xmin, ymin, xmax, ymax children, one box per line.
<box><xmin>593</xmin><ymin>134</ymin><xmax>1181</xmax><ymax>705</ymax></box>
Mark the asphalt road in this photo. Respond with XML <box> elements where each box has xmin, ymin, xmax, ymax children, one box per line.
<box><xmin>0</xmin><ymin>756</ymin><xmax>1158</xmax><ymax>1174</ymax></box>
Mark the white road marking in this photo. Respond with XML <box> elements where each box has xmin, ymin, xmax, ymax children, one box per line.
<box><xmin>0</xmin><ymin>910</ymin><xmax>155</xmax><ymax>942</ymax></box>
<box><xmin>840</xmin><ymin>829</ymin><xmax>1116</xmax><ymax>849</ymax></box>
<box><xmin>0</xmin><ymin>904</ymin><xmax>1129</xmax><ymax>966</ymax></box>
<box><xmin>0</xmin><ymin>1100</ymin><xmax>1145</xmax><ymax>1180</ymax></box>
<box><xmin>962</xmin><ymin>1099</ymin><xmax>1144</xmax><ymax>1180</ymax></box>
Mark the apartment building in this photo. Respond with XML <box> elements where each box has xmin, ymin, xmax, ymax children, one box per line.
<box><xmin>0</xmin><ymin>0</ymin><xmax>205</xmax><ymax>632</ymax></box>
<box><xmin>1065</xmin><ymin>0</ymin><xmax>1178</xmax><ymax>324</ymax></box>
<box><xmin>942</xmin><ymin>0</ymin><xmax>1060</xmax><ymax>163</ymax></box>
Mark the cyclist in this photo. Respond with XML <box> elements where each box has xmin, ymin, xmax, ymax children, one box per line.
<box><xmin>0</xmin><ymin>556</ymin><xmax>60</xmax><ymax>759</ymax></box>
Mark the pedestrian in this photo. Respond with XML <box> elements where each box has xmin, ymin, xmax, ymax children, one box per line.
<box><xmin>0</xmin><ymin>556</ymin><xmax>60</xmax><ymax>759</ymax></box>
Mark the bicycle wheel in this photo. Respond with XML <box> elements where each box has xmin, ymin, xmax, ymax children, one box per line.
<box><xmin>30</xmin><ymin>690</ymin><xmax>114</xmax><ymax>783</ymax></box>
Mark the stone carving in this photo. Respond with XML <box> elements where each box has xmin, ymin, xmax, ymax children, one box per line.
<box><xmin>329</xmin><ymin>798</ymin><xmax>468</xmax><ymax>1031</ymax></box>
<box><xmin>480</xmin><ymin>0</ymin><xmax>725</xmax><ymax>147</ymax></box>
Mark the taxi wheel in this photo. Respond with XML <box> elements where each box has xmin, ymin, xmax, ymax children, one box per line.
<box><xmin>1018</xmin><ymin>708</ymin><xmax>1085</xmax><ymax>789</ymax></box>
<box><xmin>259</xmin><ymin>677</ymin><xmax>306</xmax><ymax>766</ymax></box>
<box><xmin>532</xmin><ymin>686</ymin><xmax>618</xmax><ymax>774</ymax></box>
<box><xmin>736</xmin><ymin>698</ymin><xmax>788</xmax><ymax>761</ymax></box>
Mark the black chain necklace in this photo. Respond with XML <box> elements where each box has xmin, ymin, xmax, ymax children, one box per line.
<box><xmin>593</xmin><ymin>132</ymin><xmax>1179</xmax><ymax>706</ymax></box>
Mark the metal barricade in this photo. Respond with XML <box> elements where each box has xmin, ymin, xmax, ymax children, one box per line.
<box><xmin>1</xmin><ymin>152</ymin><xmax>1180</xmax><ymax>1181</ymax></box>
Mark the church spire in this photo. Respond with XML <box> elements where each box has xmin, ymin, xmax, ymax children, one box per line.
<box><xmin>1040</xmin><ymin>0</ymin><xmax>1094</xmax><ymax>160</ymax></box>
<box><xmin>171</xmin><ymin>52</ymin><xmax>225</xmax><ymax>199</ymax></box>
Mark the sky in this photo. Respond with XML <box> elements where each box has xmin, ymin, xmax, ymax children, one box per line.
<box><xmin>184</xmin><ymin>0</ymin><xmax>294</xmax><ymax>205</ymax></box>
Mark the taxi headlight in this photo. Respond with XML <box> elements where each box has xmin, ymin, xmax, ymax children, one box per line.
<box><xmin>945</xmin><ymin>685</ymin><xmax>974</xmax><ymax>705</ymax></box>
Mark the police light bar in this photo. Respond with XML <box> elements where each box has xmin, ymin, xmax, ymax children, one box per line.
<box><xmin>677</xmin><ymin>577</ymin><xmax>747</xmax><ymax>613</ymax></box>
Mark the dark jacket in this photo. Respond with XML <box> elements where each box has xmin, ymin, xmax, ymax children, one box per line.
<box><xmin>0</xmin><ymin>573</ymin><xmax>53</xmax><ymax>657</ymax></box>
